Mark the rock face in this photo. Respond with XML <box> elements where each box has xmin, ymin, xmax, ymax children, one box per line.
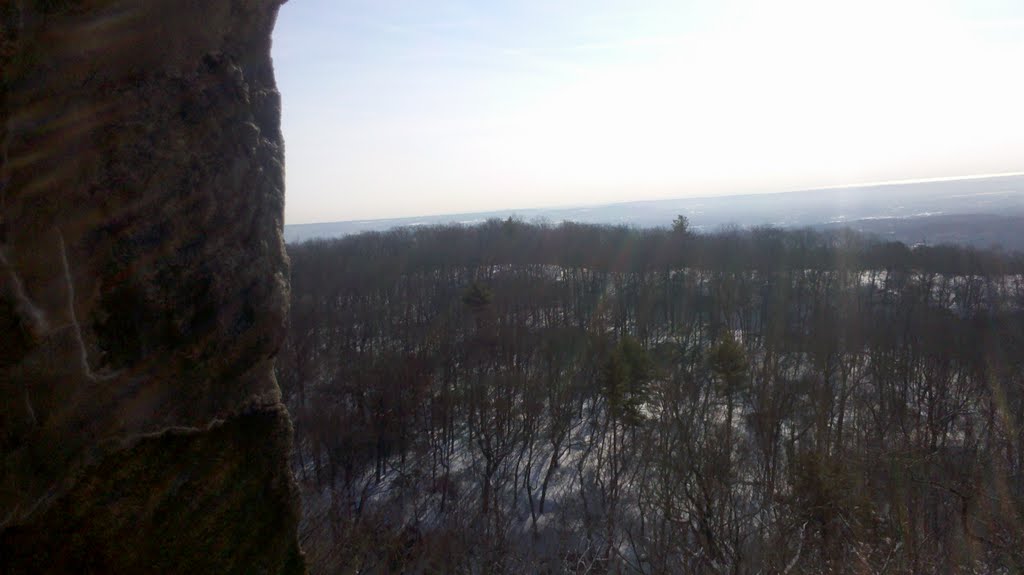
<box><xmin>1</xmin><ymin>1</ymin><xmax>304</xmax><ymax>572</ymax></box>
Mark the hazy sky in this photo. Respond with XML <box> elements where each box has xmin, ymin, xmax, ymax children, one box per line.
<box><xmin>272</xmin><ymin>0</ymin><xmax>1024</xmax><ymax>224</ymax></box>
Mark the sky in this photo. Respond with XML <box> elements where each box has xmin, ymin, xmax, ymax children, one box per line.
<box><xmin>272</xmin><ymin>0</ymin><xmax>1024</xmax><ymax>224</ymax></box>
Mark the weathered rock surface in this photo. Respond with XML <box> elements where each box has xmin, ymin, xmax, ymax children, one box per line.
<box><xmin>1</xmin><ymin>0</ymin><xmax>304</xmax><ymax>572</ymax></box>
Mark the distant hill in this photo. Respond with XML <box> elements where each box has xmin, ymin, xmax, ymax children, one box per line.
<box><xmin>818</xmin><ymin>213</ymin><xmax>1024</xmax><ymax>251</ymax></box>
<box><xmin>285</xmin><ymin>174</ymin><xmax>1024</xmax><ymax>249</ymax></box>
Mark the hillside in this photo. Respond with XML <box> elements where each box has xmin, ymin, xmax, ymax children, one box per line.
<box><xmin>281</xmin><ymin>221</ymin><xmax>1024</xmax><ymax>573</ymax></box>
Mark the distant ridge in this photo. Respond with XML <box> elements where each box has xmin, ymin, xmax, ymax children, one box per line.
<box><xmin>285</xmin><ymin>174</ymin><xmax>1024</xmax><ymax>248</ymax></box>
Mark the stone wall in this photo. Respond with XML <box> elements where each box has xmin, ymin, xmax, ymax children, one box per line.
<box><xmin>1</xmin><ymin>1</ymin><xmax>304</xmax><ymax>571</ymax></box>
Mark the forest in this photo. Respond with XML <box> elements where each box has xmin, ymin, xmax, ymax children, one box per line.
<box><xmin>277</xmin><ymin>219</ymin><xmax>1024</xmax><ymax>574</ymax></box>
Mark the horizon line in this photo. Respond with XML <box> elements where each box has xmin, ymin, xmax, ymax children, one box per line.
<box><xmin>286</xmin><ymin>171</ymin><xmax>1024</xmax><ymax>227</ymax></box>
<box><xmin>817</xmin><ymin>171</ymin><xmax>1024</xmax><ymax>191</ymax></box>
